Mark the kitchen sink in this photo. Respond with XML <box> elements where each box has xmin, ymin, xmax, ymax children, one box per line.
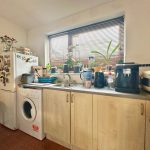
<box><xmin>52</xmin><ymin>83</ymin><xmax>77</xmax><ymax>88</ymax></box>
<box><xmin>52</xmin><ymin>84</ymin><xmax>63</xmax><ymax>87</ymax></box>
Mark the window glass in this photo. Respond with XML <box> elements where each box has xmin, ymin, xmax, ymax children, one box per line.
<box><xmin>49</xmin><ymin>17</ymin><xmax>124</xmax><ymax>71</ymax></box>
<box><xmin>72</xmin><ymin>25</ymin><xmax>122</xmax><ymax>65</ymax></box>
<box><xmin>50</xmin><ymin>35</ymin><xmax>68</xmax><ymax>66</ymax></box>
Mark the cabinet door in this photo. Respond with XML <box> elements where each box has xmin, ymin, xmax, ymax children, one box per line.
<box><xmin>146</xmin><ymin>101</ymin><xmax>150</xmax><ymax>150</ymax></box>
<box><xmin>0</xmin><ymin>91</ymin><xmax>16</xmax><ymax>130</ymax></box>
<box><xmin>93</xmin><ymin>95</ymin><xmax>145</xmax><ymax>150</ymax></box>
<box><xmin>71</xmin><ymin>92</ymin><xmax>93</xmax><ymax>150</ymax></box>
<box><xmin>43</xmin><ymin>89</ymin><xmax>70</xmax><ymax>145</ymax></box>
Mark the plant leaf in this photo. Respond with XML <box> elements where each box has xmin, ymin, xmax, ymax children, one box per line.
<box><xmin>109</xmin><ymin>43</ymin><xmax>120</xmax><ymax>59</ymax></box>
<box><xmin>91</xmin><ymin>50</ymin><xmax>107</xmax><ymax>60</ymax></box>
<box><xmin>106</xmin><ymin>40</ymin><xmax>112</xmax><ymax>59</ymax></box>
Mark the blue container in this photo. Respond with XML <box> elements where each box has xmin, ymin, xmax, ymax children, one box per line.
<box><xmin>63</xmin><ymin>64</ymin><xmax>69</xmax><ymax>73</ymax></box>
<box><xmin>94</xmin><ymin>72</ymin><xmax>105</xmax><ymax>88</ymax></box>
<box><xmin>74</xmin><ymin>65</ymin><xmax>81</xmax><ymax>73</ymax></box>
<box><xmin>80</xmin><ymin>70</ymin><xmax>93</xmax><ymax>80</ymax></box>
<box><xmin>38</xmin><ymin>77</ymin><xmax>57</xmax><ymax>83</ymax></box>
<box><xmin>51</xmin><ymin>67</ymin><xmax>57</xmax><ymax>73</ymax></box>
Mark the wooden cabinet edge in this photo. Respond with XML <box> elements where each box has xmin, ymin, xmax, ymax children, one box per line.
<box><xmin>46</xmin><ymin>134</ymin><xmax>71</xmax><ymax>149</ymax></box>
<box><xmin>93</xmin><ymin>95</ymin><xmax>98</xmax><ymax>150</ymax></box>
<box><xmin>43</xmin><ymin>89</ymin><xmax>48</xmax><ymax>133</ymax></box>
<box><xmin>145</xmin><ymin>101</ymin><xmax>150</xmax><ymax>150</ymax></box>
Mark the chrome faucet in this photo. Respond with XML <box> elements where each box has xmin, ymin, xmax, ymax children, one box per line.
<box><xmin>63</xmin><ymin>73</ymin><xmax>71</xmax><ymax>87</ymax></box>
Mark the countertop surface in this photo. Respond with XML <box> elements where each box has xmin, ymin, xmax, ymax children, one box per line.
<box><xmin>22</xmin><ymin>83</ymin><xmax>150</xmax><ymax>100</ymax></box>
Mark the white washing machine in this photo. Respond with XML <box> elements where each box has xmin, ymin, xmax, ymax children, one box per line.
<box><xmin>17</xmin><ymin>87</ymin><xmax>45</xmax><ymax>140</ymax></box>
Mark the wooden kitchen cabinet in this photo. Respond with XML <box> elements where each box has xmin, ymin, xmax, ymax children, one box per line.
<box><xmin>146</xmin><ymin>101</ymin><xmax>150</xmax><ymax>150</ymax></box>
<box><xmin>43</xmin><ymin>88</ymin><xmax>148</xmax><ymax>150</ymax></box>
<box><xmin>93</xmin><ymin>95</ymin><xmax>145</xmax><ymax>150</ymax></box>
<box><xmin>43</xmin><ymin>89</ymin><xmax>71</xmax><ymax>148</ymax></box>
<box><xmin>71</xmin><ymin>92</ymin><xmax>93</xmax><ymax>150</ymax></box>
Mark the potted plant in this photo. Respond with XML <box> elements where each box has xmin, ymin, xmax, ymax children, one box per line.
<box><xmin>64</xmin><ymin>44</ymin><xmax>82</xmax><ymax>73</ymax></box>
<box><xmin>46</xmin><ymin>63</ymin><xmax>51</xmax><ymax>71</ymax></box>
<box><xmin>57</xmin><ymin>64</ymin><xmax>63</xmax><ymax>73</ymax></box>
<box><xmin>65</xmin><ymin>57</ymin><xmax>75</xmax><ymax>71</ymax></box>
<box><xmin>64</xmin><ymin>50</ymin><xmax>76</xmax><ymax>72</ymax></box>
<box><xmin>89</xmin><ymin>61</ymin><xmax>102</xmax><ymax>72</ymax></box>
<box><xmin>74</xmin><ymin>60</ymin><xmax>82</xmax><ymax>73</ymax></box>
<box><xmin>91</xmin><ymin>40</ymin><xmax>120</xmax><ymax>71</ymax></box>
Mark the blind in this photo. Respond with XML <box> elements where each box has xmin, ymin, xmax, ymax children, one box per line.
<box><xmin>49</xmin><ymin>16</ymin><xmax>124</xmax><ymax>66</ymax></box>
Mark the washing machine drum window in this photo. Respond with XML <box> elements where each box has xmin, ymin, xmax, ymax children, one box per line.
<box><xmin>22</xmin><ymin>98</ymin><xmax>37</xmax><ymax>122</ymax></box>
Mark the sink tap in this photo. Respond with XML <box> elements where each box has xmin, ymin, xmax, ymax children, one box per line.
<box><xmin>63</xmin><ymin>73</ymin><xmax>71</xmax><ymax>87</ymax></box>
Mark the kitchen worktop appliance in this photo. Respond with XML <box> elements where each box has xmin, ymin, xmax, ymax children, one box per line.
<box><xmin>142</xmin><ymin>71</ymin><xmax>150</xmax><ymax>92</ymax></box>
<box><xmin>17</xmin><ymin>87</ymin><xmax>45</xmax><ymax>140</ymax></box>
<box><xmin>115</xmin><ymin>63</ymin><xmax>150</xmax><ymax>94</ymax></box>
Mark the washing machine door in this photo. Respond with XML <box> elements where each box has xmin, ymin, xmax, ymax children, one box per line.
<box><xmin>22</xmin><ymin>98</ymin><xmax>37</xmax><ymax>122</ymax></box>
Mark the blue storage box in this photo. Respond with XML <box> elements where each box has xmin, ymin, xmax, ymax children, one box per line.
<box><xmin>38</xmin><ymin>77</ymin><xmax>57</xmax><ymax>83</ymax></box>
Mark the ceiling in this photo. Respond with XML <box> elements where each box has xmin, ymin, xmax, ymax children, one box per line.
<box><xmin>0</xmin><ymin>0</ymin><xmax>111</xmax><ymax>30</ymax></box>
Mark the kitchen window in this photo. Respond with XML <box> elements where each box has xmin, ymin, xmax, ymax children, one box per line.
<box><xmin>48</xmin><ymin>16</ymin><xmax>124</xmax><ymax>69</ymax></box>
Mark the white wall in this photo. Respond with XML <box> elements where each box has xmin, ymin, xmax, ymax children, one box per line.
<box><xmin>123</xmin><ymin>0</ymin><xmax>150</xmax><ymax>63</ymax></box>
<box><xmin>27</xmin><ymin>0</ymin><xmax>150</xmax><ymax>65</ymax></box>
<box><xmin>0</xmin><ymin>16</ymin><xmax>27</xmax><ymax>49</ymax></box>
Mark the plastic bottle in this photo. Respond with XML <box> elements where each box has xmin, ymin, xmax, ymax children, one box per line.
<box><xmin>107</xmin><ymin>72</ymin><xmax>114</xmax><ymax>89</ymax></box>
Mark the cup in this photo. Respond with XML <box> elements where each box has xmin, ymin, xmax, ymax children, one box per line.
<box><xmin>83</xmin><ymin>80</ymin><xmax>92</xmax><ymax>88</ymax></box>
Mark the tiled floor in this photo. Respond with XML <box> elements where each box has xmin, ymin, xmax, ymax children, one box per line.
<box><xmin>0</xmin><ymin>124</ymin><xmax>70</xmax><ymax>150</ymax></box>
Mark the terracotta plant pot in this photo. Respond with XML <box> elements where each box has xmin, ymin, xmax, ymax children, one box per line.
<box><xmin>93</xmin><ymin>66</ymin><xmax>101</xmax><ymax>72</ymax></box>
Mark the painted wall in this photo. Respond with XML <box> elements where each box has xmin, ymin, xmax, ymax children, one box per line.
<box><xmin>123</xmin><ymin>0</ymin><xmax>150</xmax><ymax>64</ymax></box>
<box><xmin>27</xmin><ymin>0</ymin><xmax>150</xmax><ymax>65</ymax></box>
<box><xmin>0</xmin><ymin>16</ymin><xmax>27</xmax><ymax>49</ymax></box>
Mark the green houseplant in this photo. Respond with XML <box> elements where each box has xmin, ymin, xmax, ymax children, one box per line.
<box><xmin>65</xmin><ymin>56</ymin><xmax>75</xmax><ymax>71</ymax></box>
<box><xmin>91</xmin><ymin>40</ymin><xmax>120</xmax><ymax>66</ymax></box>
<box><xmin>74</xmin><ymin>60</ymin><xmax>82</xmax><ymax>73</ymax></box>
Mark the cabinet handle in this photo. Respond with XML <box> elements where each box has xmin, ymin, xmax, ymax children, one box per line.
<box><xmin>71</xmin><ymin>94</ymin><xmax>74</xmax><ymax>103</ymax></box>
<box><xmin>66</xmin><ymin>94</ymin><xmax>69</xmax><ymax>103</ymax></box>
<box><xmin>141</xmin><ymin>103</ymin><xmax>144</xmax><ymax>116</ymax></box>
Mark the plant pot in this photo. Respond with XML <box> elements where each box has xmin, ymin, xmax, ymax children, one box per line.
<box><xmin>93</xmin><ymin>66</ymin><xmax>101</xmax><ymax>72</ymax></box>
<box><xmin>63</xmin><ymin>64</ymin><xmax>69</xmax><ymax>73</ymax></box>
<box><xmin>51</xmin><ymin>67</ymin><xmax>57</xmax><ymax>73</ymax></box>
<box><xmin>74</xmin><ymin>65</ymin><xmax>81</xmax><ymax>73</ymax></box>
